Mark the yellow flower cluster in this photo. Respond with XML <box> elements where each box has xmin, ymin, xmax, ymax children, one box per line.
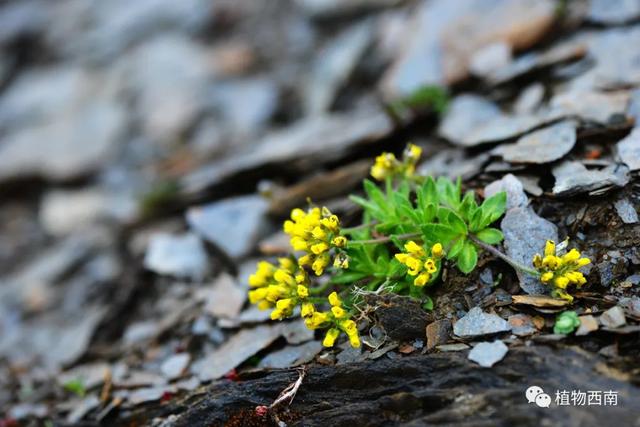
<box><xmin>283</xmin><ymin>206</ymin><xmax>348</xmax><ymax>276</ymax></box>
<box><xmin>301</xmin><ymin>292</ymin><xmax>360</xmax><ymax>348</ymax></box>
<box><xmin>395</xmin><ymin>241</ymin><xmax>444</xmax><ymax>287</ymax></box>
<box><xmin>370</xmin><ymin>143</ymin><xmax>422</xmax><ymax>181</ymax></box>
<box><xmin>248</xmin><ymin>257</ymin><xmax>310</xmax><ymax>320</ymax></box>
<box><xmin>533</xmin><ymin>240</ymin><xmax>591</xmax><ymax>302</ymax></box>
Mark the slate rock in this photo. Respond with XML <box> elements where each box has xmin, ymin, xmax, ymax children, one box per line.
<box><xmin>501</xmin><ymin>207</ymin><xmax>558</xmax><ymax>294</ymax></box>
<box><xmin>468</xmin><ymin>340</ymin><xmax>509</xmax><ymax>368</ymax></box>
<box><xmin>258</xmin><ymin>341</ymin><xmax>324</xmax><ymax>369</ymax></box>
<box><xmin>193</xmin><ymin>324</ymin><xmax>284</xmax><ymax>381</ymax></box>
<box><xmin>513</xmin><ymin>83</ymin><xmax>545</xmax><ymax>114</ymax></box>
<box><xmin>569</xmin><ymin>27</ymin><xmax>640</xmax><ymax>90</ymax></box>
<box><xmin>144</xmin><ymin>232</ymin><xmax>209</xmax><ymax>280</ymax></box>
<box><xmin>439</xmin><ymin>94</ymin><xmax>502</xmax><ymax>144</ymax></box>
<box><xmin>210</xmin><ymin>77</ymin><xmax>279</xmax><ymax>136</ymax></box>
<box><xmin>576</xmin><ymin>315</ymin><xmax>599</xmax><ymax>336</ymax></box>
<box><xmin>547</xmin><ymin>90</ymin><xmax>631</xmax><ymax>124</ymax></box>
<box><xmin>453</xmin><ymin>307</ymin><xmax>511</xmax><ymax>338</ymax></box>
<box><xmin>426</xmin><ymin>319</ymin><xmax>452</xmax><ymax>350</ymax></box>
<box><xmin>616</xmin><ymin>128</ymin><xmax>640</xmax><ymax>171</ymax></box>
<box><xmin>588</xmin><ymin>0</ymin><xmax>640</xmax><ymax>24</ymax></box>
<box><xmin>183</xmin><ymin>107</ymin><xmax>393</xmax><ymax>196</ymax></box>
<box><xmin>614</xmin><ymin>198</ymin><xmax>639</xmax><ymax>224</ymax></box>
<box><xmin>600</xmin><ymin>306</ymin><xmax>627</xmax><ymax>329</ymax></box>
<box><xmin>484</xmin><ymin>174</ymin><xmax>528</xmax><ymax>211</ymax></box>
<box><xmin>552</xmin><ymin>161</ymin><xmax>630</xmax><ymax>196</ymax></box>
<box><xmin>198</xmin><ymin>273</ymin><xmax>246</xmax><ymax>319</ymax></box>
<box><xmin>121</xmin><ymin>33</ymin><xmax>212</xmax><ymax>144</ymax></box>
<box><xmin>0</xmin><ymin>101</ymin><xmax>126</xmax><ymax>182</ymax></box>
<box><xmin>186</xmin><ymin>195</ymin><xmax>269</xmax><ymax>259</ymax></box>
<box><xmin>381</xmin><ymin>0</ymin><xmax>555</xmax><ymax>96</ymax></box>
<box><xmin>493</xmin><ymin>121</ymin><xmax>577</xmax><ymax>164</ymax></box>
<box><xmin>508</xmin><ymin>314</ymin><xmax>536</xmax><ymax>336</ymax></box>
<box><xmin>40</xmin><ymin>188</ymin><xmax>137</xmax><ymax>236</ymax></box>
<box><xmin>469</xmin><ymin>42</ymin><xmax>512</xmax><ymax>78</ymax></box>
<box><xmin>161</xmin><ymin>353</ymin><xmax>191</xmax><ymax>380</ymax></box>
<box><xmin>304</xmin><ymin>20</ymin><xmax>372</xmax><ymax>114</ymax></box>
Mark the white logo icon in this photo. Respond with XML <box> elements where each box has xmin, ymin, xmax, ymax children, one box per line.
<box><xmin>526</xmin><ymin>386</ymin><xmax>551</xmax><ymax>408</ymax></box>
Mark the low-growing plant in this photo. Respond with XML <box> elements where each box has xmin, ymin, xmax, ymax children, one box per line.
<box><xmin>248</xmin><ymin>143</ymin><xmax>592</xmax><ymax>348</ymax></box>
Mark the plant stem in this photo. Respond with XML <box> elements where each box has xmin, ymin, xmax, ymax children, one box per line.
<box><xmin>348</xmin><ymin>232</ymin><xmax>421</xmax><ymax>246</ymax></box>
<box><xmin>341</xmin><ymin>221</ymin><xmax>378</xmax><ymax>233</ymax></box>
<box><xmin>468</xmin><ymin>234</ymin><xmax>539</xmax><ymax>276</ymax></box>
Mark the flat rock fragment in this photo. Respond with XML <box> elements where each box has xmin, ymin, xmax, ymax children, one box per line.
<box><xmin>600</xmin><ymin>306</ymin><xmax>627</xmax><ymax>329</ymax></box>
<box><xmin>511</xmin><ymin>295</ymin><xmax>568</xmax><ymax>308</ymax></box>
<box><xmin>576</xmin><ymin>315</ymin><xmax>599</xmax><ymax>336</ymax></box>
<box><xmin>552</xmin><ymin>161</ymin><xmax>630</xmax><ymax>196</ymax></box>
<box><xmin>381</xmin><ymin>0</ymin><xmax>556</xmax><ymax>96</ymax></box>
<box><xmin>484</xmin><ymin>174</ymin><xmax>528</xmax><ymax>210</ymax></box>
<box><xmin>453</xmin><ymin>307</ymin><xmax>511</xmax><ymax>338</ymax></box>
<box><xmin>547</xmin><ymin>90</ymin><xmax>631</xmax><ymax>124</ymax></box>
<box><xmin>616</xmin><ymin>128</ymin><xmax>640</xmax><ymax>171</ymax></box>
<box><xmin>588</xmin><ymin>0</ymin><xmax>640</xmax><ymax>24</ymax></box>
<box><xmin>614</xmin><ymin>198</ymin><xmax>639</xmax><ymax>224</ymax></box>
<box><xmin>143</xmin><ymin>232</ymin><xmax>209</xmax><ymax>280</ymax></box>
<box><xmin>197</xmin><ymin>273</ymin><xmax>246</xmax><ymax>319</ymax></box>
<box><xmin>508</xmin><ymin>314</ymin><xmax>536</xmax><ymax>336</ymax></box>
<box><xmin>186</xmin><ymin>195</ymin><xmax>269</xmax><ymax>259</ymax></box>
<box><xmin>501</xmin><ymin>207</ymin><xmax>558</xmax><ymax>294</ymax></box>
<box><xmin>161</xmin><ymin>353</ymin><xmax>191</xmax><ymax>380</ymax></box>
<box><xmin>258</xmin><ymin>341</ymin><xmax>324</xmax><ymax>369</ymax></box>
<box><xmin>193</xmin><ymin>324</ymin><xmax>284</xmax><ymax>381</ymax></box>
<box><xmin>426</xmin><ymin>319</ymin><xmax>452</xmax><ymax>350</ymax></box>
<box><xmin>468</xmin><ymin>340</ymin><xmax>509</xmax><ymax>368</ymax></box>
<box><xmin>493</xmin><ymin>121</ymin><xmax>577</xmax><ymax>164</ymax></box>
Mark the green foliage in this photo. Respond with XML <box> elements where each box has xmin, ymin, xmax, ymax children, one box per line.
<box><xmin>139</xmin><ymin>179</ymin><xmax>180</xmax><ymax>218</ymax></box>
<box><xmin>351</xmin><ymin>176</ymin><xmax>506</xmax><ymax>274</ymax></box>
<box><xmin>388</xmin><ymin>85</ymin><xmax>449</xmax><ymax>118</ymax></box>
<box><xmin>63</xmin><ymin>378</ymin><xmax>86</xmax><ymax>397</ymax></box>
<box><xmin>553</xmin><ymin>311</ymin><xmax>581</xmax><ymax>334</ymax></box>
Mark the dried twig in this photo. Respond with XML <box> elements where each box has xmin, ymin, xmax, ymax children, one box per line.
<box><xmin>255</xmin><ymin>367</ymin><xmax>307</xmax><ymax>424</ymax></box>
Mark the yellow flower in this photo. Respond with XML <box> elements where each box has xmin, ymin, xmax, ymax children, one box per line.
<box><xmin>328</xmin><ymin>291</ymin><xmax>341</xmax><ymax>307</ymax></box>
<box><xmin>431</xmin><ymin>243</ymin><xmax>444</xmax><ymax>258</ymax></box>
<box><xmin>297</xmin><ymin>285</ymin><xmax>309</xmax><ymax>298</ymax></box>
<box><xmin>323</xmin><ymin>328</ymin><xmax>340</xmax><ymax>347</ymax></box>
<box><xmin>540</xmin><ymin>272</ymin><xmax>554</xmax><ymax>283</ymax></box>
<box><xmin>333</xmin><ymin>253</ymin><xmax>349</xmax><ymax>269</ymax></box>
<box><xmin>331</xmin><ymin>306</ymin><xmax>347</xmax><ymax>319</ymax></box>
<box><xmin>305</xmin><ymin>312</ymin><xmax>329</xmax><ymax>329</ymax></box>
<box><xmin>414</xmin><ymin>272</ymin><xmax>430</xmax><ymax>287</ymax></box>
<box><xmin>301</xmin><ymin>302</ymin><xmax>315</xmax><ymax>317</ymax></box>
<box><xmin>532</xmin><ymin>240</ymin><xmax>591</xmax><ymax>302</ymax></box>
<box><xmin>395</xmin><ymin>241</ymin><xmax>442</xmax><ymax>287</ymax></box>
<box><xmin>544</xmin><ymin>240</ymin><xmax>555</xmax><ymax>257</ymax></box>
<box><xmin>332</xmin><ymin>236</ymin><xmax>347</xmax><ymax>248</ymax></box>
<box><xmin>370</xmin><ymin>143</ymin><xmax>423</xmax><ymax>181</ymax></box>
<box><xmin>370</xmin><ymin>153</ymin><xmax>399</xmax><ymax>181</ymax></box>
<box><xmin>283</xmin><ymin>205</ymin><xmax>348</xmax><ymax>276</ymax></box>
<box><xmin>405</xmin><ymin>241</ymin><xmax>425</xmax><ymax>257</ymax></box>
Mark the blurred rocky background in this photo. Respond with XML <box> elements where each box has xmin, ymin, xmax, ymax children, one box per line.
<box><xmin>1</xmin><ymin>0</ymin><xmax>639</xmax><ymax>425</ymax></box>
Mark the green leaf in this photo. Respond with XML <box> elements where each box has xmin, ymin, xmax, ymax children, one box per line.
<box><xmin>553</xmin><ymin>311</ymin><xmax>580</xmax><ymax>335</ymax></box>
<box><xmin>330</xmin><ymin>271</ymin><xmax>369</xmax><ymax>284</ymax></box>
<box><xmin>478</xmin><ymin>191</ymin><xmax>506</xmax><ymax>228</ymax></box>
<box><xmin>422</xmin><ymin>296</ymin><xmax>434</xmax><ymax>311</ymax></box>
<box><xmin>475</xmin><ymin>228</ymin><xmax>504</xmax><ymax>244</ymax></box>
<box><xmin>437</xmin><ymin>207</ymin><xmax>467</xmax><ymax>235</ymax></box>
<box><xmin>349</xmin><ymin>195</ymin><xmax>385</xmax><ymax>220</ymax></box>
<box><xmin>421</xmin><ymin>223</ymin><xmax>459</xmax><ymax>245</ymax></box>
<box><xmin>363</xmin><ymin>180</ymin><xmax>391</xmax><ymax>214</ymax></box>
<box><xmin>421</xmin><ymin>203</ymin><xmax>437</xmax><ymax>223</ymax></box>
<box><xmin>417</xmin><ymin>177</ymin><xmax>437</xmax><ymax>210</ymax></box>
<box><xmin>447</xmin><ymin>236</ymin><xmax>466</xmax><ymax>259</ymax></box>
<box><xmin>457</xmin><ymin>241</ymin><xmax>478</xmax><ymax>274</ymax></box>
<box><xmin>63</xmin><ymin>379</ymin><xmax>86</xmax><ymax>397</ymax></box>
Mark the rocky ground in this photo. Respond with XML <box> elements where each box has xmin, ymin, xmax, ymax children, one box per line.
<box><xmin>0</xmin><ymin>0</ymin><xmax>639</xmax><ymax>426</ymax></box>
